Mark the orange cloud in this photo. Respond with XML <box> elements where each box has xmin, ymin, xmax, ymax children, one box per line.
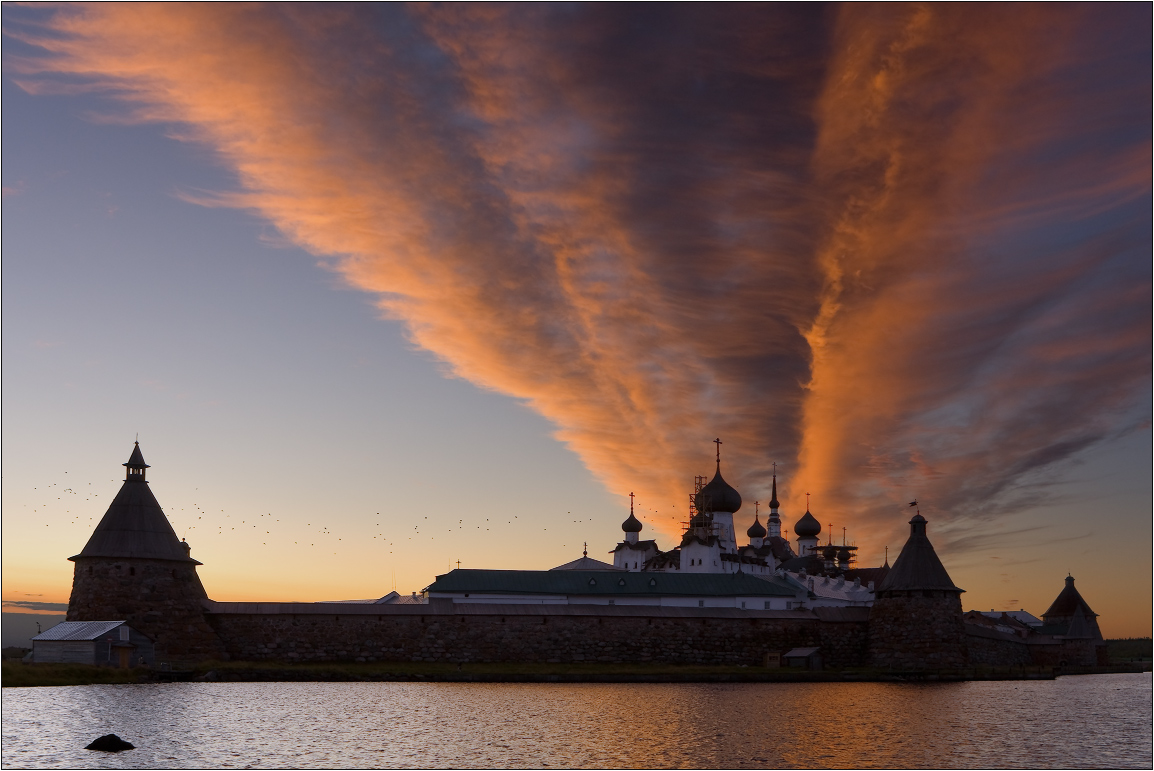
<box><xmin>6</xmin><ymin>4</ymin><xmax>1148</xmax><ymax>554</ymax></box>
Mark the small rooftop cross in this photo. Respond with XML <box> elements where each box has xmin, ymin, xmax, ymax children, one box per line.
<box><xmin>456</xmin><ymin>560</ymin><xmax>461</xmax><ymax>569</ymax></box>
<box><xmin>754</xmin><ymin>501</ymin><xmax>759</xmax><ymax>516</ymax></box>
<box><xmin>713</xmin><ymin>438</ymin><xmax>722</xmax><ymax>463</ymax></box>
<box><xmin>629</xmin><ymin>491</ymin><xmax>635</xmax><ymax>514</ymax></box>
<box><xmin>583</xmin><ymin>542</ymin><xmax>588</xmax><ymax>558</ymax></box>
<box><xmin>805</xmin><ymin>492</ymin><xmax>811</xmax><ymax>510</ymax></box>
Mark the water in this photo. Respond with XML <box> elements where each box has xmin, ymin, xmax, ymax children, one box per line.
<box><xmin>2</xmin><ymin>674</ymin><xmax>1150</xmax><ymax>768</ymax></box>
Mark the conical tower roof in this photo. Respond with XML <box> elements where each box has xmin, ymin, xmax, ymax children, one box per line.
<box><xmin>70</xmin><ymin>444</ymin><xmax>198</xmax><ymax>564</ymax></box>
<box><xmin>1042</xmin><ymin>575</ymin><xmax>1098</xmax><ymax>620</ymax></box>
<box><xmin>876</xmin><ymin>514</ymin><xmax>961</xmax><ymax>593</ymax></box>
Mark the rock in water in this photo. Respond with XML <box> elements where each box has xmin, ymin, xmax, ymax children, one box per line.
<box><xmin>85</xmin><ymin>734</ymin><xmax>135</xmax><ymax>752</ymax></box>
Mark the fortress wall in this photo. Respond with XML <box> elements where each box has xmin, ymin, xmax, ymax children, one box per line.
<box><xmin>67</xmin><ymin>557</ymin><xmax>225</xmax><ymax>661</ymax></box>
<box><xmin>963</xmin><ymin>625</ymin><xmax>1032</xmax><ymax>666</ymax></box>
<box><xmin>867</xmin><ymin>592</ymin><xmax>969</xmax><ymax>670</ymax></box>
<box><xmin>205</xmin><ymin>604</ymin><xmax>870</xmax><ymax>667</ymax></box>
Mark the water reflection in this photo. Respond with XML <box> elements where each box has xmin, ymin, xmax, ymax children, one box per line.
<box><xmin>2</xmin><ymin>674</ymin><xmax>1150</xmax><ymax>768</ymax></box>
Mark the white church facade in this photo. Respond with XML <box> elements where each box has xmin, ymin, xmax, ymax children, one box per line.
<box><xmin>427</xmin><ymin>442</ymin><xmax>888</xmax><ymax>610</ymax></box>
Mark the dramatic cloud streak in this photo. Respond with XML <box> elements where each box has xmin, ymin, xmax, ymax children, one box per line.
<box><xmin>7</xmin><ymin>4</ymin><xmax>1149</xmax><ymax>552</ymax></box>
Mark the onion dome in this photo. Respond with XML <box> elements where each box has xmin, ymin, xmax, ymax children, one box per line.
<box><xmin>746</xmin><ymin>516</ymin><xmax>767</xmax><ymax>539</ymax></box>
<box><xmin>794</xmin><ymin>509</ymin><xmax>821</xmax><ymax>538</ymax></box>
<box><xmin>837</xmin><ymin>546</ymin><xmax>853</xmax><ymax>562</ymax></box>
<box><xmin>621</xmin><ymin>512</ymin><xmax>643</xmax><ymax>533</ymax></box>
<box><xmin>694</xmin><ymin>466</ymin><xmax>742</xmax><ymax>514</ymax></box>
<box><xmin>822</xmin><ymin>544</ymin><xmax>838</xmax><ymax>561</ymax></box>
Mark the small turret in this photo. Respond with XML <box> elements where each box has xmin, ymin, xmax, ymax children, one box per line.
<box><xmin>621</xmin><ymin>494</ymin><xmax>643</xmax><ymax>545</ymax></box>
<box><xmin>794</xmin><ymin>497</ymin><xmax>821</xmax><ymax>556</ymax></box>
<box><xmin>746</xmin><ymin>515</ymin><xmax>766</xmax><ymax>548</ymax></box>
<box><xmin>123</xmin><ymin>441</ymin><xmax>149</xmax><ymax>482</ymax></box>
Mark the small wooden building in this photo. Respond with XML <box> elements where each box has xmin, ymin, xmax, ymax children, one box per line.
<box><xmin>783</xmin><ymin>646</ymin><xmax>822</xmax><ymax>670</ymax></box>
<box><xmin>31</xmin><ymin>621</ymin><xmax>154</xmax><ymax>668</ymax></box>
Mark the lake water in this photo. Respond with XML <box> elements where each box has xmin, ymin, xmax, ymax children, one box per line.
<box><xmin>2</xmin><ymin>674</ymin><xmax>1150</xmax><ymax>769</ymax></box>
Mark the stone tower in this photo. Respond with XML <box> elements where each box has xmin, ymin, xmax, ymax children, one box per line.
<box><xmin>67</xmin><ymin>443</ymin><xmax>224</xmax><ymax>661</ymax></box>
<box><xmin>868</xmin><ymin>513</ymin><xmax>967</xmax><ymax>670</ymax></box>
<box><xmin>1040</xmin><ymin>575</ymin><xmax>1107</xmax><ymax>666</ymax></box>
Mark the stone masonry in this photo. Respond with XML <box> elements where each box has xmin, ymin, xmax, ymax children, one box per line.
<box><xmin>205</xmin><ymin>604</ymin><xmax>870</xmax><ymax>667</ymax></box>
<box><xmin>68</xmin><ymin>557</ymin><xmax>225</xmax><ymax>661</ymax></box>
<box><xmin>867</xmin><ymin>592</ymin><xmax>969</xmax><ymax>670</ymax></box>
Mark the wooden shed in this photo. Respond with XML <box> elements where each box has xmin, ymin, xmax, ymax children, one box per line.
<box><xmin>783</xmin><ymin>646</ymin><xmax>822</xmax><ymax>670</ymax></box>
<box><xmin>31</xmin><ymin>621</ymin><xmax>155</xmax><ymax>668</ymax></box>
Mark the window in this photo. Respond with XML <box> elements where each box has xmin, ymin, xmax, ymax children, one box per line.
<box><xmin>608</xmin><ymin>600</ymin><xmax>615</xmax><ymax>605</ymax></box>
<box><xmin>129</xmin><ymin>567</ymin><xmax>135</xmax><ymax>576</ymax></box>
<box><xmin>786</xmin><ymin>601</ymin><xmax>793</xmax><ymax>610</ymax></box>
<box><xmin>120</xmin><ymin>626</ymin><xmax>130</xmax><ymax>641</ymax></box>
<box><xmin>741</xmin><ymin>601</ymin><xmax>746</xmax><ymax>609</ymax></box>
<box><xmin>698</xmin><ymin>600</ymin><xmax>704</xmax><ymax>607</ymax></box>
<box><xmin>764</xmin><ymin>601</ymin><xmax>771</xmax><ymax>609</ymax></box>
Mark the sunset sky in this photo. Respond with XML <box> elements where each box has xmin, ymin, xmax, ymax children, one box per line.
<box><xmin>3</xmin><ymin>4</ymin><xmax>1150</xmax><ymax>636</ymax></box>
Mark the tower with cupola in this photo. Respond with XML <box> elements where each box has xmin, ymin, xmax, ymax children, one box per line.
<box><xmin>868</xmin><ymin>512</ymin><xmax>967</xmax><ymax>670</ymax></box>
<box><xmin>67</xmin><ymin>443</ymin><xmax>224</xmax><ymax>661</ymax></box>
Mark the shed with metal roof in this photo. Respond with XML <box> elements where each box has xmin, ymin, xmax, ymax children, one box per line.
<box><xmin>31</xmin><ymin>621</ymin><xmax>155</xmax><ymax>667</ymax></box>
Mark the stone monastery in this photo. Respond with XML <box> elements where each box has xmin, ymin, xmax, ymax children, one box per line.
<box><xmin>55</xmin><ymin>442</ymin><xmax>1108</xmax><ymax>670</ymax></box>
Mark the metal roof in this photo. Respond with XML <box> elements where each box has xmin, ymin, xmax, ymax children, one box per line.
<box><xmin>32</xmin><ymin>620</ymin><xmax>125</xmax><ymax>641</ymax></box>
<box><xmin>427</xmin><ymin>569</ymin><xmax>799</xmax><ymax>597</ymax></box>
<box><xmin>784</xmin><ymin>647</ymin><xmax>821</xmax><ymax>657</ymax></box>
<box><xmin>124</xmin><ymin>442</ymin><xmax>149</xmax><ymax>469</ymax></box>
<box><xmin>876</xmin><ymin>515</ymin><xmax>962</xmax><ymax>593</ymax></box>
<box><xmin>1042</xmin><ymin>575</ymin><xmax>1098</xmax><ymax>619</ymax></box>
<box><xmin>550</xmin><ymin>555</ymin><xmax>620</xmax><ymax>571</ymax></box>
<box><xmin>70</xmin><ymin>468</ymin><xmax>198</xmax><ymax>563</ymax></box>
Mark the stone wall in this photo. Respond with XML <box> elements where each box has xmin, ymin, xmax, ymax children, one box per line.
<box><xmin>67</xmin><ymin>557</ymin><xmax>225</xmax><ymax>661</ymax></box>
<box><xmin>205</xmin><ymin>603</ymin><xmax>870</xmax><ymax>667</ymax></box>
<box><xmin>964</xmin><ymin>625</ymin><xmax>1031</xmax><ymax>667</ymax></box>
<box><xmin>867</xmin><ymin>591</ymin><xmax>968</xmax><ymax>670</ymax></box>
<box><xmin>1027</xmin><ymin>637</ymin><xmax>1107</xmax><ymax>668</ymax></box>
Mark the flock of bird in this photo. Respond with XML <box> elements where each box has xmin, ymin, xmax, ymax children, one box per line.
<box><xmin>17</xmin><ymin>471</ymin><xmax>684</xmax><ymax>563</ymax></box>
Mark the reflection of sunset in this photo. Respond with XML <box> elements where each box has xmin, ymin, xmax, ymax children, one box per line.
<box><xmin>2</xmin><ymin>5</ymin><xmax>1148</xmax><ymax>633</ymax></box>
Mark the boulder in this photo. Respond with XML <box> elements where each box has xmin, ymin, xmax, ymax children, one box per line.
<box><xmin>85</xmin><ymin>734</ymin><xmax>135</xmax><ymax>752</ymax></box>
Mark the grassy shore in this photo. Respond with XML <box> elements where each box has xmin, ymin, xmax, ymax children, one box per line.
<box><xmin>7</xmin><ymin>659</ymin><xmax>1123</xmax><ymax>687</ymax></box>
<box><xmin>2</xmin><ymin>660</ymin><xmax>145</xmax><ymax>688</ymax></box>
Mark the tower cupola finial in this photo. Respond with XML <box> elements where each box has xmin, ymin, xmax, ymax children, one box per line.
<box><xmin>124</xmin><ymin>441</ymin><xmax>150</xmax><ymax>483</ymax></box>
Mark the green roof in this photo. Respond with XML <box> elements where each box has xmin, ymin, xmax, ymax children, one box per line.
<box><xmin>427</xmin><ymin>569</ymin><xmax>799</xmax><ymax>597</ymax></box>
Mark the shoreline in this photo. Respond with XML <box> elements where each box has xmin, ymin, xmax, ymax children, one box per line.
<box><xmin>4</xmin><ymin>660</ymin><xmax>1149</xmax><ymax>687</ymax></box>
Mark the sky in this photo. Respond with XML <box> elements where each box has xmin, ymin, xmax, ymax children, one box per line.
<box><xmin>2</xmin><ymin>4</ymin><xmax>1150</xmax><ymax>637</ymax></box>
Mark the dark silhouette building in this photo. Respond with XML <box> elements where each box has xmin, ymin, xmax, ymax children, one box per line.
<box><xmin>1037</xmin><ymin>575</ymin><xmax>1108</xmax><ymax>666</ymax></box>
<box><xmin>66</xmin><ymin>443</ymin><xmax>224</xmax><ymax>661</ymax></box>
<box><xmin>868</xmin><ymin>513</ymin><xmax>968</xmax><ymax>669</ymax></box>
